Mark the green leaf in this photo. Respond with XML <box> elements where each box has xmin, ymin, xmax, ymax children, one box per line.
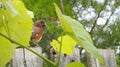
<box><xmin>50</xmin><ymin>35</ymin><xmax>76</xmax><ymax>54</ymax></box>
<box><xmin>1</xmin><ymin>0</ymin><xmax>33</xmax><ymax>47</ymax></box>
<box><xmin>0</xmin><ymin>0</ymin><xmax>33</xmax><ymax>66</ymax></box>
<box><xmin>54</xmin><ymin>3</ymin><xmax>103</xmax><ymax>63</ymax></box>
<box><xmin>66</xmin><ymin>62</ymin><xmax>85</xmax><ymax>67</ymax></box>
<box><xmin>0</xmin><ymin>36</ymin><xmax>15</xmax><ymax>67</ymax></box>
<box><xmin>0</xmin><ymin>10</ymin><xmax>3</xmax><ymax>32</ymax></box>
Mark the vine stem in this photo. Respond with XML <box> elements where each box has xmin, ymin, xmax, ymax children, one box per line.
<box><xmin>55</xmin><ymin>33</ymin><xmax>64</xmax><ymax>67</ymax></box>
<box><xmin>0</xmin><ymin>33</ymin><xmax>56</xmax><ymax>66</ymax></box>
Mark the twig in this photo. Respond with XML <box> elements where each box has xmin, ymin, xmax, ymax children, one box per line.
<box><xmin>60</xmin><ymin>0</ymin><xmax>65</xmax><ymax>14</ymax></box>
<box><xmin>89</xmin><ymin>0</ymin><xmax>107</xmax><ymax>34</ymax></box>
<box><xmin>89</xmin><ymin>14</ymin><xmax>100</xmax><ymax>34</ymax></box>
<box><xmin>102</xmin><ymin>11</ymin><xmax>114</xmax><ymax>29</ymax></box>
<box><xmin>23</xmin><ymin>48</ymin><xmax>27</xmax><ymax>67</ymax></box>
<box><xmin>0</xmin><ymin>33</ymin><xmax>56</xmax><ymax>66</ymax></box>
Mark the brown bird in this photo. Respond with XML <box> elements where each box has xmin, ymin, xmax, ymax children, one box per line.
<box><xmin>30</xmin><ymin>20</ymin><xmax>46</xmax><ymax>47</ymax></box>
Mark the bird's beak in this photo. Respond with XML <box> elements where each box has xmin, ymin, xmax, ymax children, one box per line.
<box><xmin>43</xmin><ymin>22</ymin><xmax>46</xmax><ymax>26</ymax></box>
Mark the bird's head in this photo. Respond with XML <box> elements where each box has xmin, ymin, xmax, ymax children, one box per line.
<box><xmin>34</xmin><ymin>20</ymin><xmax>46</xmax><ymax>27</ymax></box>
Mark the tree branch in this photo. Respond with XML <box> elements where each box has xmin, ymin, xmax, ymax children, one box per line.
<box><xmin>89</xmin><ymin>14</ymin><xmax>100</xmax><ymax>34</ymax></box>
<box><xmin>89</xmin><ymin>0</ymin><xmax>107</xmax><ymax>34</ymax></box>
<box><xmin>102</xmin><ymin>11</ymin><xmax>114</xmax><ymax>29</ymax></box>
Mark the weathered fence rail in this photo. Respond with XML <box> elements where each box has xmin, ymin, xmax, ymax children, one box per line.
<box><xmin>50</xmin><ymin>48</ymin><xmax>80</xmax><ymax>67</ymax></box>
<box><xmin>10</xmin><ymin>48</ymin><xmax>117</xmax><ymax>67</ymax></box>
<box><xmin>86</xmin><ymin>49</ymin><xmax>117</xmax><ymax>67</ymax></box>
<box><xmin>10</xmin><ymin>47</ymin><xmax>43</xmax><ymax>67</ymax></box>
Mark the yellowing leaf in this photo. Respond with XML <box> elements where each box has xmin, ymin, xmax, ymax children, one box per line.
<box><xmin>66</xmin><ymin>62</ymin><xmax>85</xmax><ymax>67</ymax></box>
<box><xmin>50</xmin><ymin>35</ymin><xmax>76</xmax><ymax>54</ymax></box>
<box><xmin>54</xmin><ymin>3</ymin><xmax>103</xmax><ymax>63</ymax></box>
<box><xmin>0</xmin><ymin>36</ymin><xmax>15</xmax><ymax>67</ymax></box>
<box><xmin>0</xmin><ymin>10</ymin><xmax>3</xmax><ymax>31</ymax></box>
<box><xmin>27</xmin><ymin>10</ymin><xmax>34</xmax><ymax>18</ymax></box>
<box><xmin>0</xmin><ymin>0</ymin><xmax>32</xmax><ymax>66</ymax></box>
<box><xmin>1</xmin><ymin>0</ymin><xmax>33</xmax><ymax>47</ymax></box>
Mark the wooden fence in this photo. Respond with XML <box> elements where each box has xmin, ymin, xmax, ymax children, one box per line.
<box><xmin>10</xmin><ymin>47</ymin><xmax>43</xmax><ymax>67</ymax></box>
<box><xmin>86</xmin><ymin>49</ymin><xmax>117</xmax><ymax>67</ymax></box>
<box><xmin>10</xmin><ymin>48</ymin><xmax>117</xmax><ymax>67</ymax></box>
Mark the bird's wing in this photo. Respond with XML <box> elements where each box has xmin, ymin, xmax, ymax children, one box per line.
<box><xmin>31</xmin><ymin>26</ymin><xmax>40</xmax><ymax>40</ymax></box>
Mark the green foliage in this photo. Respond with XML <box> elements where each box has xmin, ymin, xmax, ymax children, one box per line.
<box><xmin>91</xmin><ymin>1</ymin><xmax>105</xmax><ymax>12</ymax></box>
<box><xmin>110</xmin><ymin>21</ymin><xmax>120</xmax><ymax>46</ymax></box>
<box><xmin>22</xmin><ymin>0</ymin><xmax>75</xmax><ymax>20</ymax></box>
<box><xmin>22</xmin><ymin>0</ymin><xmax>57</xmax><ymax>20</ymax></box>
<box><xmin>50</xmin><ymin>35</ymin><xmax>76</xmax><ymax>54</ymax></box>
<box><xmin>63</xmin><ymin>0</ymin><xmax>74</xmax><ymax>16</ymax></box>
<box><xmin>81</xmin><ymin>0</ymin><xmax>91</xmax><ymax>8</ymax></box>
<box><xmin>54</xmin><ymin>3</ymin><xmax>103</xmax><ymax>63</ymax></box>
<box><xmin>66</xmin><ymin>62</ymin><xmax>85</xmax><ymax>67</ymax></box>
<box><xmin>0</xmin><ymin>36</ymin><xmax>15</xmax><ymax>67</ymax></box>
<box><xmin>0</xmin><ymin>0</ymin><xmax>33</xmax><ymax>66</ymax></box>
<box><xmin>114</xmin><ymin>0</ymin><xmax>120</xmax><ymax>8</ymax></box>
<box><xmin>94</xmin><ymin>20</ymin><xmax>120</xmax><ymax>48</ymax></box>
<box><xmin>116</xmin><ymin>54</ymin><xmax>120</xmax><ymax>67</ymax></box>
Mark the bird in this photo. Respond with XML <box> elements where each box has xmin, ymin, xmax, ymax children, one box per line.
<box><xmin>30</xmin><ymin>20</ymin><xmax>46</xmax><ymax>47</ymax></box>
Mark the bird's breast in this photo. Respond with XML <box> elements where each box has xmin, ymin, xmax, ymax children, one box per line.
<box><xmin>32</xmin><ymin>29</ymin><xmax>44</xmax><ymax>43</ymax></box>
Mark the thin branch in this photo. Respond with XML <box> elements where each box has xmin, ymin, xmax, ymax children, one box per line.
<box><xmin>89</xmin><ymin>0</ymin><xmax>107</xmax><ymax>34</ymax></box>
<box><xmin>60</xmin><ymin>0</ymin><xmax>65</xmax><ymax>14</ymax></box>
<box><xmin>23</xmin><ymin>48</ymin><xmax>27</xmax><ymax>67</ymax></box>
<box><xmin>102</xmin><ymin>11</ymin><xmax>114</xmax><ymax>29</ymax></box>
<box><xmin>0</xmin><ymin>33</ymin><xmax>56</xmax><ymax>66</ymax></box>
<box><xmin>89</xmin><ymin>14</ymin><xmax>100</xmax><ymax>34</ymax></box>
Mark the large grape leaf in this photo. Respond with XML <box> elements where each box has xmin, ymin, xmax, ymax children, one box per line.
<box><xmin>50</xmin><ymin>35</ymin><xmax>76</xmax><ymax>54</ymax></box>
<box><xmin>0</xmin><ymin>9</ymin><xmax>3</xmax><ymax>31</ymax></box>
<box><xmin>1</xmin><ymin>0</ymin><xmax>33</xmax><ymax>47</ymax></box>
<box><xmin>0</xmin><ymin>0</ymin><xmax>33</xmax><ymax>66</ymax></box>
<box><xmin>0</xmin><ymin>36</ymin><xmax>15</xmax><ymax>67</ymax></box>
<box><xmin>54</xmin><ymin>3</ymin><xmax>103</xmax><ymax>63</ymax></box>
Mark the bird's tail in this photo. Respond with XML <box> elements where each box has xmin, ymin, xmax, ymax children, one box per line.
<box><xmin>29</xmin><ymin>40</ymin><xmax>37</xmax><ymax>47</ymax></box>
